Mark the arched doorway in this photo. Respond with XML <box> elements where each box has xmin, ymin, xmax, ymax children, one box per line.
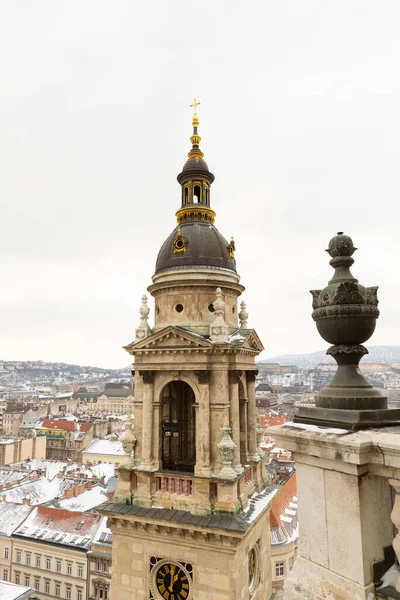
<box><xmin>160</xmin><ymin>381</ymin><xmax>196</xmax><ymax>473</ymax></box>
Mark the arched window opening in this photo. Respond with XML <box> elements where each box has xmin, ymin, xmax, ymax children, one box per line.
<box><xmin>205</xmin><ymin>188</ymin><xmax>209</xmax><ymax>205</ymax></box>
<box><xmin>184</xmin><ymin>187</ymin><xmax>189</xmax><ymax>205</ymax></box>
<box><xmin>160</xmin><ymin>381</ymin><xmax>196</xmax><ymax>473</ymax></box>
<box><xmin>193</xmin><ymin>185</ymin><xmax>201</xmax><ymax>204</ymax></box>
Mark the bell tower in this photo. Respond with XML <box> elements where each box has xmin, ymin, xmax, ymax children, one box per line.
<box><xmin>99</xmin><ymin>102</ymin><xmax>274</xmax><ymax>600</ymax></box>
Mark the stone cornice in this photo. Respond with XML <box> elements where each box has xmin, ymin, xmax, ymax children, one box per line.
<box><xmin>267</xmin><ymin>423</ymin><xmax>400</xmax><ymax>476</ymax></box>
<box><xmin>106</xmin><ymin>514</ymin><xmax>243</xmax><ymax>550</ymax></box>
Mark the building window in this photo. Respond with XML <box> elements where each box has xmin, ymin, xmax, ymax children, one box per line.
<box><xmin>66</xmin><ymin>587</ymin><xmax>71</xmax><ymax>600</ymax></box>
<box><xmin>55</xmin><ymin>583</ymin><xmax>61</xmax><ymax>596</ymax></box>
<box><xmin>77</xmin><ymin>590</ymin><xmax>83</xmax><ymax>600</ymax></box>
<box><xmin>36</xmin><ymin>556</ymin><xmax>41</xmax><ymax>568</ymax></box>
<box><xmin>45</xmin><ymin>581</ymin><xmax>50</xmax><ymax>594</ymax></box>
<box><xmin>4</xmin><ymin>547</ymin><xmax>9</xmax><ymax>559</ymax></box>
<box><xmin>15</xmin><ymin>574</ymin><xmax>20</xmax><ymax>585</ymax></box>
<box><xmin>276</xmin><ymin>562</ymin><xmax>285</xmax><ymax>577</ymax></box>
<box><xmin>67</xmin><ymin>563</ymin><xmax>72</xmax><ymax>575</ymax></box>
<box><xmin>3</xmin><ymin>570</ymin><xmax>8</xmax><ymax>581</ymax></box>
<box><xmin>56</xmin><ymin>560</ymin><xmax>61</xmax><ymax>572</ymax></box>
<box><xmin>78</xmin><ymin>565</ymin><xmax>83</xmax><ymax>577</ymax></box>
<box><xmin>35</xmin><ymin>578</ymin><xmax>40</xmax><ymax>591</ymax></box>
<box><xmin>46</xmin><ymin>557</ymin><xmax>51</xmax><ymax>570</ymax></box>
<box><xmin>16</xmin><ymin>551</ymin><xmax>21</xmax><ymax>563</ymax></box>
<box><xmin>25</xmin><ymin>575</ymin><xmax>30</xmax><ymax>587</ymax></box>
<box><xmin>103</xmin><ymin>561</ymin><xmax>108</xmax><ymax>573</ymax></box>
<box><xmin>26</xmin><ymin>554</ymin><xmax>31</xmax><ymax>565</ymax></box>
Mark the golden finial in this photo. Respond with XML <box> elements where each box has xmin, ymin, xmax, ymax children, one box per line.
<box><xmin>177</xmin><ymin>227</ymin><xmax>181</xmax><ymax>235</ymax></box>
<box><xmin>190</xmin><ymin>98</ymin><xmax>200</xmax><ymax>127</ymax></box>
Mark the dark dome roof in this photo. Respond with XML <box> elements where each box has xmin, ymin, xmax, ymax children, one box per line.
<box><xmin>182</xmin><ymin>155</ymin><xmax>210</xmax><ymax>172</ymax></box>
<box><xmin>155</xmin><ymin>222</ymin><xmax>237</xmax><ymax>274</ymax></box>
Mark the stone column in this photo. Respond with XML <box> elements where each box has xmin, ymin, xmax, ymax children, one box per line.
<box><xmin>229</xmin><ymin>370</ymin><xmax>243</xmax><ymax>473</ymax></box>
<box><xmin>209</xmin><ymin>370</ymin><xmax>230</xmax><ymax>474</ymax></box>
<box><xmin>194</xmin><ymin>371</ymin><xmax>211</xmax><ymax>477</ymax></box>
<box><xmin>139</xmin><ymin>370</ymin><xmax>155</xmax><ymax>471</ymax></box>
<box><xmin>246</xmin><ymin>370</ymin><xmax>258</xmax><ymax>461</ymax></box>
<box><xmin>239</xmin><ymin>397</ymin><xmax>249</xmax><ymax>463</ymax></box>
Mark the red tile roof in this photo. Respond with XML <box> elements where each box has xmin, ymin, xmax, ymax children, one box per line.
<box><xmin>14</xmin><ymin>505</ymin><xmax>101</xmax><ymax>548</ymax></box>
<box><xmin>41</xmin><ymin>420</ymin><xmax>91</xmax><ymax>433</ymax></box>
<box><xmin>270</xmin><ymin>472</ymin><xmax>297</xmax><ymax>529</ymax></box>
<box><xmin>260</xmin><ymin>415</ymin><xmax>287</xmax><ymax>428</ymax></box>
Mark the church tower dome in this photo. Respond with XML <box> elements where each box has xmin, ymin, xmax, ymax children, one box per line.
<box><xmin>151</xmin><ymin>100</ymin><xmax>242</xmax><ymax>335</ymax></box>
<box><xmin>99</xmin><ymin>101</ymin><xmax>272</xmax><ymax>600</ymax></box>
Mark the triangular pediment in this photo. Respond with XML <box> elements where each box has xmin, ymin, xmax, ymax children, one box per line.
<box><xmin>228</xmin><ymin>329</ymin><xmax>264</xmax><ymax>353</ymax></box>
<box><xmin>124</xmin><ymin>326</ymin><xmax>213</xmax><ymax>354</ymax></box>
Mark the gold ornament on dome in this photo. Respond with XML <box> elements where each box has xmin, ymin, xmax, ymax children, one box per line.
<box><xmin>227</xmin><ymin>235</ymin><xmax>236</xmax><ymax>259</ymax></box>
<box><xmin>172</xmin><ymin>228</ymin><xmax>187</xmax><ymax>253</ymax></box>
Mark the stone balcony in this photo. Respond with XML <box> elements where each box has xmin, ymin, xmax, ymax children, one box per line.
<box><xmin>267</xmin><ymin>422</ymin><xmax>400</xmax><ymax>600</ymax></box>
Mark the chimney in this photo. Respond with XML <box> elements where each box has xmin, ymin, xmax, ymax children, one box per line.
<box><xmin>85</xmin><ymin>481</ymin><xmax>92</xmax><ymax>491</ymax></box>
<box><xmin>1</xmin><ymin>495</ymin><xmax>6</xmax><ymax>502</ymax></box>
<box><xmin>72</xmin><ymin>483</ymin><xmax>79</xmax><ymax>497</ymax></box>
<box><xmin>22</xmin><ymin>498</ymin><xmax>31</xmax><ymax>505</ymax></box>
<box><xmin>58</xmin><ymin>470</ymin><xmax>64</xmax><ymax>477</ymax></box>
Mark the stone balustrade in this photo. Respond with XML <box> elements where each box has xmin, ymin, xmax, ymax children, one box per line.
<box><xmin>155</xmin><ymin>475</ymin><xmax>193</xmax><ymax>496</ymax></box>
<box><xmin>267</xmin><ymin>422</ymin><xmax>400</xmax><ymax>600</ymax></box>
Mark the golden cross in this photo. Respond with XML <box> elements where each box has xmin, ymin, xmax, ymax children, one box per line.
<box><xmin>190</xmin><ymin>98</ymin><xmax>201</xmax><ymax>115</ymax></box>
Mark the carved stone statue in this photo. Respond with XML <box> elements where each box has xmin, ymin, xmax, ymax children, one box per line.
<box><xmin>210</xmin><ymin>287</ymin><xmax>229</xmax><ymax>343</ymax></box>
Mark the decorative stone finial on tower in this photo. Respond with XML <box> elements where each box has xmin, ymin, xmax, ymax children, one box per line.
<box><xmin>135</xmin><ymin>295</ymin><xmax>151</xmax><ymax>341</ymax></box>
<box><xmin>120</xmin><ymin>414</ymin><xmax>136</xmax><ymax>467</ymax></box>
<box><xmin>210</xmin><ymin>287</ymin><xmax>229</xmax><ymax>343</ymax></box>
<box><xmin>255</xmin><ymin>410</ymin><xmax>265</xmax><ymax>459</ymax></box>
<box><xmin>295</xmin><ymin>232</ymin><xmax>400</xmax><ymax>430</ymax></box>
<box><xmin>239</xmin><ymin>301</ymin><xmax>249</xmax><ymax>329</ymax></box>
<box><xmin>217</xmin><ymin>425</ymin><xmax>236</xmax><ymax>479</ymax></box>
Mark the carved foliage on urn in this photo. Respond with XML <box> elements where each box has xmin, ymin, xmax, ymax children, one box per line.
<box><xmin>210</xmin><ymin>287</ymin><xmax>229</xmax><ymax>343</ymax></box>
<box><xmin>217</xmin><ymin>425</ymin><xmax>236</xmax><ymax>479</ymax></box>
<box><xmin>310</xmin><ymin>233</ymin><xmax>379</xmax><ymax>345</ymax></box>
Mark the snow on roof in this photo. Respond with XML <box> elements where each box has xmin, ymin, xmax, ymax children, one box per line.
<box><xmin>0</xmin><ymin>580</ymin><xmax>35</xmax><ymax>599</ymax></box>
<box><xmin>82</xmin><ymin>439</ymin><xmax>125</xmax><ymax>456</ymax></box>
<box><xmin>0</xmin><ymin>469</ymin><xmax>31</xmax><ymax>487</ymax></box>
<box><xmin>1</xmin><ymin>476</ymin><xmax>73</xmax><ymax>506</ymax></box>
<box><xmin>0</xmin><ymin>503</ymin><xmax>33</xmax><ymax>536</ymax></box>
<box><xmin>89</xmin><ymin>463</ymin><xmax>116</xmax><ymax>484</ymax></box>
<box><xmin>58</xmin><ymin>485</ymin><xmax>107</xmax><ymax>512</ymax></box>
<box><xmin>13</xmin><ymin>506</ymin><xmax>101</xmax><ymax>550</ymax></box>
<box><xmin>91</xmin><ymin>516</ymin><xmax>112</xmax><ymax>546</ymax></box>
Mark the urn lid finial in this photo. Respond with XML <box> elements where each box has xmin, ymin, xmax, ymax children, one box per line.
<box><xmin>326</xmin><ymin>232</ymin><xmax>357</xmax><ymax>258</ymax></box>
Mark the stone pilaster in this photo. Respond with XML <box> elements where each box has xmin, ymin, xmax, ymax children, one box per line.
<box><xmin>194</xmin><ymin>370</ymin><xmax>211</xmax><ymax>477</ymax></box>
<box><xmin>139</xmin><ymin>370</ymin><xmax>155</xmax><ymax>471</ymax></box>
<box><xmin>246</xmin><ymin>370</ymin><xmax>259</xmax><ymax>461</ymax></box>
<box><xmin>229</xmin><ymin>370</ymin><xmax>243</xmax><ymax>473</ymax></box>
<box><xmin>210</xmin><ymin>370</ymin><xmax>230</xmax><ymax>474</ymax></box>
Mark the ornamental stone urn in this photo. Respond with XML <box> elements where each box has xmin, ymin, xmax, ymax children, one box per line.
<box><xmin>295</xmin><ymin>232</ymin><xmax>400</xmax><ymax>430</ymax></box>
<box><xmin>120</xmin><ymin>414</ymin><xmax>136</xmax><ymax>466</ymax></box>
<box><xmin>217</xmin><ymin>425</ymin><xmax>236</xmax><ymax>479</ymax></box>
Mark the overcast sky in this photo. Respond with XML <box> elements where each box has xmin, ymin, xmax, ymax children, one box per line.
<box><xmin>1</xmin><ymin>1</ymin><xmax>400</xmax><ymax>368</ymax></box>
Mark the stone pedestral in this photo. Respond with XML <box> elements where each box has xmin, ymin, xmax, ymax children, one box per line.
<box><xmin>268</xmin><ymin>423</ymin><xmax>400</xmax><ymax>600</ymax></box>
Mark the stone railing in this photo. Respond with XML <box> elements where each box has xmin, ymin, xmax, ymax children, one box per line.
<box><xmin>155</xmin><ymin>475</ymin><xmax>193</xmax><ymax>496</ymax></box>
<box><xmin>267</xmin><ymin>422</ymin><xmax>400</xmax><ymax>600</ymax></box>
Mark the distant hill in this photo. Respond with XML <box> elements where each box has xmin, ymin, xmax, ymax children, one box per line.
<box><xmin>259</xmin><ymin>346</ymin><xmax>400</xmax><ymax>370</ymax></box>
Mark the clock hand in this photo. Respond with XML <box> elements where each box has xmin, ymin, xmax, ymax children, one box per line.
<box><xmin>168</xmin><ymin>565</ymin><xmax>176</xmax><ymax>592</ymax></box>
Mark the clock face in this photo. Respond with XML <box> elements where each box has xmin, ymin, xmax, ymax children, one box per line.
<box><xmin>150</xmin><ymin>559</ymin><xmax>192</xmax><ymax>600</ymax></box>
<box><xmin>248</xmin><ymin>544</ymin><xmax>260</xmax><ymax>595</ymax></box>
